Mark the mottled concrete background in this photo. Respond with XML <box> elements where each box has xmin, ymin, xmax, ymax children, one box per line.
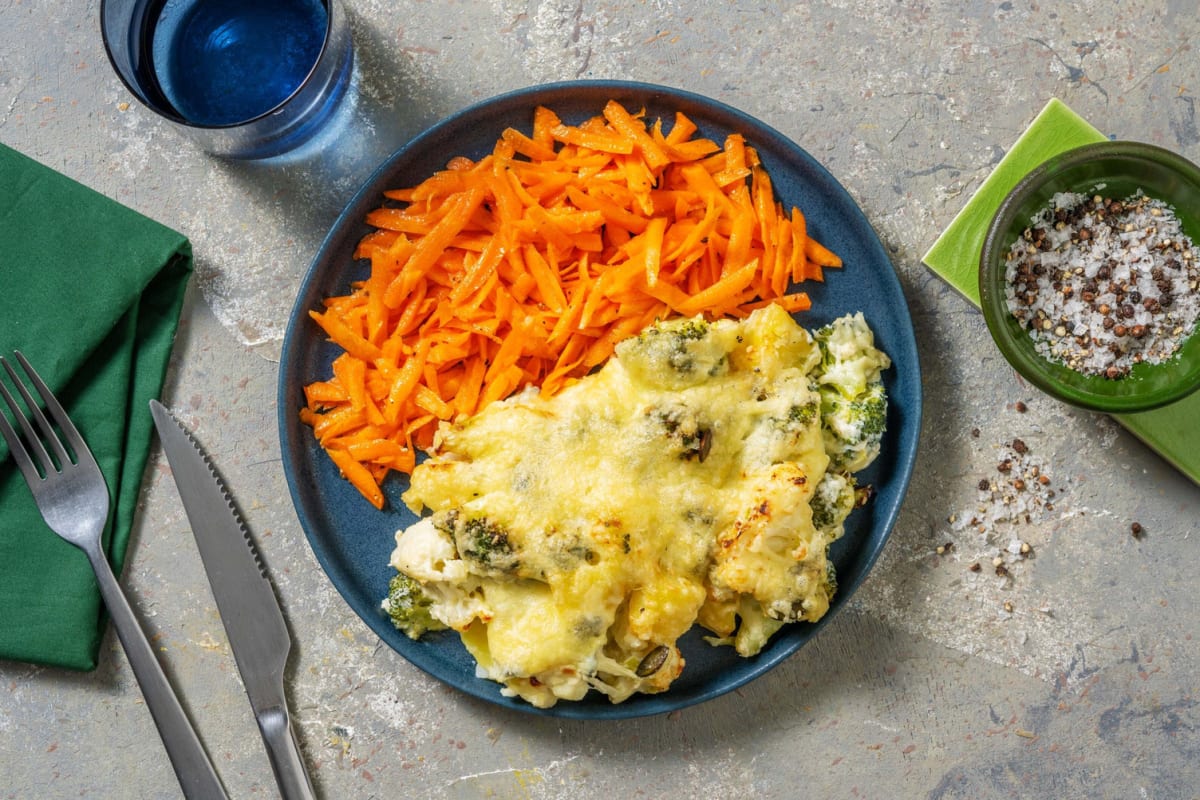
<box><xmin>3</xmin><ymin>1</ymin><xmax>1200</xmax><ymax>798</ymax></box>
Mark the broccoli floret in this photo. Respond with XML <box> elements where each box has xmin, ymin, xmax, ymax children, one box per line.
<box><xmin>456</xmin><ymin>516</ymin><xmax>521</xmax><ymax>573</ymax></box>
<box><xmin>865</xmin><ymin>383</ymin><xmax>888</xmax><ymax>427</ymax></box>
<box><xmin>810</xmin><ymin>471</ymin><xmax>857</xmax><ymax>537</ymax></box>
<box><xmin>824</xmin><ymin>560</ymin><xmax>838</xmax><ymax>600</ymax></box>
<box><xmin>789</xmin><ymin>401</ymin><xmax>819</xmax><ymax>426</ymax></box>
<box><xmin>812</xmin><ymin>312</ymin><xmax>891</xmax><ymax>399</ymax></box>
<box><xmin>643</xmin><ymin>318</ymin><xmax>710</xmax><ymax>374</ymax></box>
<box><xmin>383</xmin><ymin>572</ymin><xmax>446</xmax><ymax>640</ymax></box>
<box><xmin>649</xmin><ymin>403</ymin><xmax>714</xmax><ymax>461</ymax></box>
<box><xmin>675</xmin><ymin>318</ymin><xmax>710</xmax><ymax>341</ymax></box>
<box><xmin>851</xmin><ymin>386</ymin><xmax>887</xmax><ymax>438</ymax></box>
<box><xmin>774</xmin><ymin>399</ymin><xmax>819</xmax><ymax>434</ymax></box>
<box><xmin>821</xmin><ymin>381</ymin><xmax>887</xmax><ymax>472</ymax></box>
<box><xmin>616</xmin><ymin>316</ymin><xmax>736</xmax><ymax>389</ymax></box>
<box><xmin>809</xmin><ymin>313</ymin><xmax>890</xmax><ymax>473</ymax></box>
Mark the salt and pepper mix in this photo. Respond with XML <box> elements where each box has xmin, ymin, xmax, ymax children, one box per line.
<box><xmin>1004</xmin><ymin>189</ymin><xmax>1200</xmax><ymax>379</ymax></box>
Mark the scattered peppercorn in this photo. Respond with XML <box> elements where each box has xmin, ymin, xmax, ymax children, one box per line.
<box><xmin>1131</xmin><ymin>522</ymin><xmax>1144</xmax><ymax>539</ymax></box>
<box><xmin>949</xmin><ymin>435</ymin><xmax>1065</xmax><ymax>589</ymax></box>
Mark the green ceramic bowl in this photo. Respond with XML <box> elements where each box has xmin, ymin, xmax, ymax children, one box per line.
<box><xmin>979</xmin><ymin>140</ymin><xmax>1200</xmax><ymax>413</ymax></box>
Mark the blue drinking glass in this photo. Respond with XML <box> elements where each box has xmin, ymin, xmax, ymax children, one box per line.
<box><xmin>101</xmin><ymin>0</ymin><xmax>354</xmax><ymax>160</ymax></box>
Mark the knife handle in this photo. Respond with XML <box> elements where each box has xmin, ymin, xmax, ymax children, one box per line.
<box><xmin>257</xmin><ymin>705</ymin><xmax>317</xmax><ymax>800</ymax></box>
<box><xmin>87</xmin><ymin>546</ymin><xmax>230</xmax><ymax>800</ymax></box>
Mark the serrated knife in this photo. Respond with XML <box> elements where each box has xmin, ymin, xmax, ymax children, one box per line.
<box><xmin>150</xmin><ymin>400</ymin><xmax>316</xmax><ymax>800</ymax></box>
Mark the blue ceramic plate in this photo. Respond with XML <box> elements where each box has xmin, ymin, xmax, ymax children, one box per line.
<box><xmin>278</xmin><ymin>81</ymin><xmax>922</xmax><ymax>719</ymax></box>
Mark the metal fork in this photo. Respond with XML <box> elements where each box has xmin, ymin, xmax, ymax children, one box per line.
<box><xmin>0</xmin><ymin>352</ymin><xmax>229</xmax><ymax>800</ymax></box>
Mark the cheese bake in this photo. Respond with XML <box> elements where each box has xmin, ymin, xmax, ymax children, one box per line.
<box><xmin>383</xmin><ymin>304</ymin><xmax>891</xmax><ymax>707</ymax></box>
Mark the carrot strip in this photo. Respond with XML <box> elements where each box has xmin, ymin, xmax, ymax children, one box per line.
<box><xmin>641</xmin><ymin>216</ymin><xmax>667</xmax><ymax>288</ymax></box>
<box><xmin>550</xmin><ymin>123</ymin><xmax>634</xmax><ymax>154</ymax></box>
<box><xmin>327</xmin><ymin>448</ymin><xmax>385</xmax><ymax>509</ymax></box>
<box><xmin>665</xmin><ymin>111</ymin><xmax>698</xmax><ymax>144</ymax></box>
<box><xmin>532</xmin><ymin>106</ymin><xmax>562</xmax><ymax>147</ymax></box>
<box><xmin>304</xmin><ymin>381</ymin><xmax>347</xmax><ymax>405</ymax></box>
<box><xmin>787</xmin><ymin>205</ymin><xmax>808</xmax><ymax>284</ymax></box>
<box><xmin>309</xmin><ymin>309</ymin><xmax>382</xmax><ymax>363</ymax></box>
<box><xmin>524</xmin><ymin>245</ymin><xmax>569</xmax><ymax>311</ymax></box>
<box><xmin>382</xmin><ymin>340</ymin><xmax>429</xmax><ymax>425</ymax></box>
<box><xmin>603</xmin><ymin>100</ymin><xmax>670</xmax><ymax>170</ymax></box>
<box><xmin>805</xmin><ymin>235</ymin><xmax>843</xmax><ymax>268</ymax></box>
<box><xmin>739</xmin><ymin>292</ymin><xmax>813</xmax><ymax>314</ymax></box>
<box><xmin>502</xmin><ymin>126</ymin><xmax>558</xmax><ymax>161</ymax></box>
<box><xmin>677</xmin><ymin>259</ymin><xmax>760</xmax><ymax>316</ymax></box>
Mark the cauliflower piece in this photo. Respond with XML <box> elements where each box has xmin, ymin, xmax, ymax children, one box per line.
<box><xmin>389</xmin><ymin>516</ymin><xmax>489</xmax><ymax>631</ymax></box>
<box><xmin>707</xmin><ymin>462</ymin><xmax>833</xmax><ymax>625</ymax></box>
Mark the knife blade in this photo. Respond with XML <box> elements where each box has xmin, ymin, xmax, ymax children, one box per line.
<box><xmin>150</xmin><ymin>400</ymin><xmax>316</xmax><ymax>800</ymax></box>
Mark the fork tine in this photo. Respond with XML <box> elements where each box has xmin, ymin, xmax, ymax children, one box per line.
<box><xmin>0</xmin><ymin>368</ymin><xmax>48</xmax><ymax>487</ymax></box>
<box><xmin>1</xmin><ymin>352</ymin><xmax>82</xmax><ymax>472</ymax></box>
<box><xmin>0</xmin><ymin>359</ymin><xmax>59</xmax><ymax>484</ymax></box>
<box><xmin>0</xmin><ymin>354</ymin><xmax>71</xmax><ymax>476</ymax></box>
<box><xmin>13</xmin><ymin>351</ymin><xmax>90</xmax><ymax>468</ymax></box>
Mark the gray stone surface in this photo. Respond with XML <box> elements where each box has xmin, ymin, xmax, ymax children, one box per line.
<box><xmin>3</xmin><ymin>1</ymin><xmax>1200</xmax><ymax>798</ymax></box>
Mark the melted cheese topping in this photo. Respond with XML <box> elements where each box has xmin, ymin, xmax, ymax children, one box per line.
<box><xmin>388</xmin><ymin>304</ymin><xmax>889</xmax><ymax>707</ymax></box>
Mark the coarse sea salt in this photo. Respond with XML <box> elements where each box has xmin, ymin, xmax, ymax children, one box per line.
<box><xmin>1004</xmin><ymin>189</ymin><xmax>1200</xmax><ymax>378</ymax></box>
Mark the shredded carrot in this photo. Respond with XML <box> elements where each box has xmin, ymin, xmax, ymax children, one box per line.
<box><xmin>302</xmin><ymin>101</ymin><xmax>841</xmax><ymax>507</ymax></box>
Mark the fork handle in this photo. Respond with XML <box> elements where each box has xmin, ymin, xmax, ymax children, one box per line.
<box><xmin>86</xmin><ymin>546</ymin><xmax>230</xmax><ymax>800</ymax></box>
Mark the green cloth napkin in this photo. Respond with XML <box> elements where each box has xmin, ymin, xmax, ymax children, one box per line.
<box><xmin>0</xmin><ymin>142</ymin><xmax>192</xmax><ymax>671</ymax></box>
<box><xmin>922</xmin><ymin>98</ymin><xmax>1200</xmax><ymax>485</ymax></box>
